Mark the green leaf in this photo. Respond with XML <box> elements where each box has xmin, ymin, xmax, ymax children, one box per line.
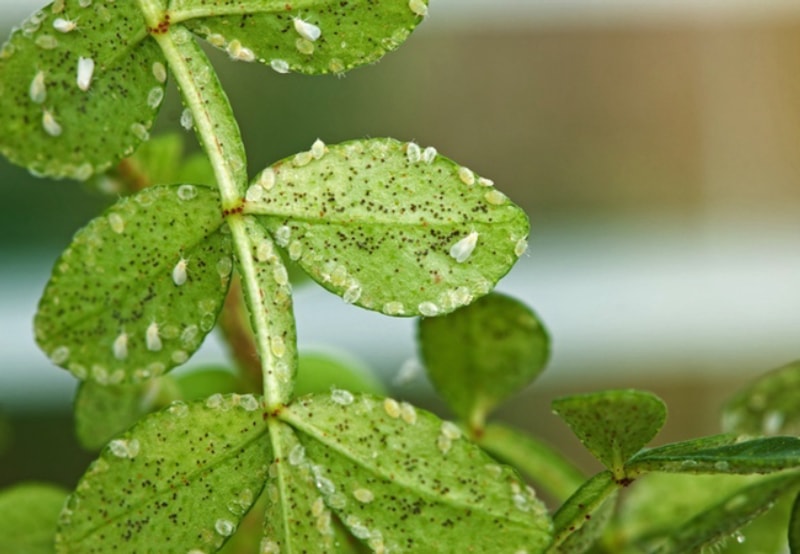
<box><xmin>246</xmin><ymin>138</ymin><xmax>529</xmax><ymax>318</ymax></box>
<box><xmin>627</xmin><ymin>436</ymin><xmax>800</xmax><ymax>475</ymax></box>
<box><xmin>550</xmin><ymin>471</ymin><xmax>618</xmax><ymax>551</ymax></box>
<box><xmin>295</xmin><ymin>351</ymin><xmax>386</xmax><ymax>397</ymax></box>
<box><xmin>262</xmin><ymin>420</ymin><xmax>352</xmax><ymax>553</ymax></box>
<box><xmin>173</xmin><ymin>0</ymin><xmax>427</xmax><ymax>75</ymax></box>
<box><xmin>477</xmin><ymin>422</ymin><xmax>585</xmax><ymax>504</ymax></box>
<box><xmin>0</xmin><ymin>482</ymin><xmax>68</xmax><ymax>554</ymax></box>
<box><xmin>34</xmin><ymin>184</ymin><xmax>233</xmax><ymax>385</ymax></box>
<box><xmin>418</xmin><ymin>292</ymin><xmax>550</xmax><ymax>428</ymax></box>
<box><xmin>723</xmin><ymin>360</ymin><xmax>800</xmax><ymax>436</ymax></box>
<box><xmin>650</xmin><ymin>472</ymin><xmax>800</xmax><ymax>554</ymax></box>
<box><xmin>552</xmin><ymin>390</ymin><xmax>667</xmax><ymax>479</ymax></box>
<box><xmin>56</xmin><ymin>394</ymin><xmax>269</xmax><ymax>552</ymax></box>
<box><xmin>74</xmin><ymin>377</ymin><xmax>180</xmax><ymax>450</ymax></box>
<box><xmin>281</xmin><ymin>393</ymin><xmax>553</xmax><ymax>552</ymax></box>
<box><xmin>615</xmin><ymin>473</ymin><xmax>796</xmax><ymax>554</ymax></box>
<box><xmin>0</xmin><ymin>2</ymin><xmax>166</xmax><ymax>180</ymax></box>
<box><xmin>790</xmin><ymin>491</ymin><xmax>800</xmax><ymax>553</ymax></box>
<box><xmin>175</xmin><ymin>367</ymin><xmax>242</xmax><ymax>401</ymax></box>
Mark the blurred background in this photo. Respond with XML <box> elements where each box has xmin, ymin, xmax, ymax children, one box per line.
<box><xmin>2</xmin><ymin>0</ymin><xmax>800</xmax><ymax>485</ymax></box>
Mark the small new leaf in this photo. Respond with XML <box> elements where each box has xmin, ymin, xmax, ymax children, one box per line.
<box><xmin>56</xmin><ymin>394</ymin><xmax>269</xmax><ymax>553</ymax></box>
<box><xmin>0</xmin><ymin>482</ymin><xmax>69</xmax><ymax>554</ymax></box>
<box><xmin>172</xmin><ymin>0</ymin><xmax>427</xmax><ymax>75</ymax></box>
<box><xmin>35</xmin><ymin>184</ymin><xmax>233</xmax><ymax>385</ymax></box>
<box><xmin>723</xmin><ymin>360</ymin><xmax>800</xmax><ymax>436</ymax></box>
<box><xmin>0</xmin><ymin>2</ymin><xmax>167</xmax><ymax>180</ymax></box>
<box><xmin>246</xmin><ymin>138</ymin><xmax>529</xmax><ymax>318</ymax></box>
<box><xmin>552</xmin><ymin>390</ymin><xmax>667</xmax><ymax>478</ymax></box>
<box><xmin>419</xmin><ymin>292</ymin><xmax>550</xmax><ymax>428</ymax></box>
<box><xmin>627</xmin><ymin>435</ymin><xmax>800</xmax><ymax>475</ymax></box>
<box><xmin>281</xmin><ymin>393</ymin><xmax>553</xmax><ymax>552</ymax></box>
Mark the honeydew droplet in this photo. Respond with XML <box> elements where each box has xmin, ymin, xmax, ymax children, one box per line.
<box><xmin>107</xmin><ymin>212</ymin><xmax>124</xmax><ymax>234</ymax></box>
<box><xmin>270</xmin><ymin>59</ymin><xmax>290</xmax><ymax>74</ymax></box>
<box><xmin>409</xmin><ymin>0</ymin><xmax>428</xmax><ymax>17</ymax></box>
<box><xmin>76</xmin><ymin>56</ymin><xmax>94</xmax><ymax>91</ymax></box>
<box><xmin>449</xmin><ymin>231</ymin><xmax>478</xmax><ymax>263</ymax></box>
<box><xmin>314</xmin><ymin>473</ymin><xmax>336</xmax><ymax>496</ymax></box>
<box><xmin>29</xmin><ymin>71</ymin><xmax>46</xmax><ymax>104</ymax></box>
<box><xmin>293</xmin><ymin>18</ymin><xmax>321</xmax><ymax>42</ymax></box>
<box><xmin>331</xmin><ymin>388</ymin><xmax>354</xmax><ymax>406</ymax></box>
<box><xmin>383</xmin><ymin>398</ymin><xmax>401</xmax><ymax>419</ymax></box>
<box><xmin>311</xmin><ymin>138</ymin><xmax>326</xmax><ymax>159</ymax></box>
<box><xmin>180</xmin><ymin>108</ymin><xmax>193</xmax><ymax>130</ymax></box>
<box><xmin>457</xmin><ymin>166</ymin><xmax>475</xmax><ymax>186</ymax></box>
<box><xmin>113</xmin><ymin>332</ymin><xmax>128</xmax><ymax>360</ymax></box>
<box><xmin>215</xmin><ymin>519</ymin><xmax>236</xmax><ymax>537</ymax></box>
<box><xmin>418</xmin><ymin>301</ymin><xmax>439</xmax><ymax>317</ymax></box>
<box><xmin>42</xmin><ymin>109</ymin><xmax>62</xmax><ymax>136</ymax></box>
<box><xmin>353</xmin><ymin>488</ymin><xmax>375</xmax><ymax>503</ymax></box>
<box><xmin>152</xmin><ymin>61</ymin><xmax>167</xmax><ymax>83</ymax></box>
<box><xmin>406</xmin><ymin>142</ymin><xmax>421</xmax><ymax>163</ymax></box>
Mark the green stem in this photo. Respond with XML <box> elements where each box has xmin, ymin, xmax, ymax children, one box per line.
<box><xmin>139</xmin><ymin>1</ymin><xmax>296</xmax><ymax>407</ymax></box>
<box><xmin>476</xmin><ymin>423</ymin><xmax>586</xmax><ymax>504</ymax></box>
<box><xmin>549</xmin><ymin>471</ymin><xmax>619</xmax><ymax>552</ymax></box>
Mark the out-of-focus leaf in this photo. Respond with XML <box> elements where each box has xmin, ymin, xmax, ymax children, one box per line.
<box><xmin>246</xmin><ymin>138</ymin><xmax>529</xmax><ymax>318</ymax></box>
<box><xmin>174</xmin><ymin>0</ymin><xmax>428</xmax><ymax>75</ymax></box>
<box><xmin>56</xmin><ymin>394</ymin><xmax>269</xmax><ymax>552</ymax></box>
<box><xmin>281</xmin><ymin>393</ymin><xmax>553</xmax><ymax>552</ymax></box>
<box><xmin>650</xmin><ymin>472</ymin><xmax>800</xmax><ymax>554</ymax></box>
<box><xmin>294</xmin><ymin>351</ymin><xmax>385</xmax><ymax>397</ymax></box>
<box><xmin>790</xmin><ymin>491</ymin><xmax>800</xmax><ymax>553</ymax></box>
<box><xmin>35</xmin><ymin>184</ymin><xmax>233</xmax><ymax>385</ymax></box>
<box><xmin>723</xmin><ymin>360</ymin><xmax>800</xmax><ymax>436</ymax></box>
<box><xmin>419</xmin><ymin>292</ymin><xmax>549</xmax><ymax>428</ymax></box>
<box><xmin>174</xmin><ymin>367</ymin><xmax>242</xmax><ymax>401</ymax></box>
<box><xmin>0</xmin><ymin>482</ymin><xmax>68</xmax><ymax>554</ymax></box>
<box><xmin>0</xmin><ymin>1</ymin><xmax>166</xmax><ymax>180</ymax></box>
<box><xmin>627</xmin><ymin>436</ymin><xmax>800</xmax><ymax>475</ymax></box>
<box><xmin>552</xmin><ymin>390</ymin><xmax>666</xmax><ymax>478</ymax></box>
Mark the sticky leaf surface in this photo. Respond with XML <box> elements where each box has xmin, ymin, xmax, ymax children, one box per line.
<box><xmin>246</xmin><ymin>138</ymin><xmax>529</xmax><ymax>317</ymax></box>
<box><xmin>0</xmin><ymin>483</ymin><xmax>68</xmax><ymax>554</ymax></box>
<box><xmin>0</xmin><ymin>1</ymin><xmax>167</xmax><ymax>180</ymax></box>
<box><xmin>552</xmin><ymin>390</ymin><xmax>667</xmax><ymax>477</ymax></box>
<box><xmin>627</xmin><ymin>435</ymin><xmax>800</xmax><ymax>475</ymax></box>
<box><xmin>56</xmin><ymin>394</ymin><xmax>269</xmax><ymax>553</ymax></box>
<box><xmin>281</xmin><ymin>393</ymin><xmax>553</xmax><ymax>552</ymax></box>
<box><xmin>174</xmin><ymin>0</ymin><xmax>427</xmax><ymax>75</ymax></box>
<box><xmin>723</xmin><ymin>360</ymin><xmax>800</xmax><ymax>436</ymax></box>
<box><xmin>35</xmin><ymin>184</ymin><xmax>233</xmax><ymax>384</ymax></box>
<box><xmin>419</xmin><ymin>292</ymin><xmax>549</xmax><ymax>426</ymax></box>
